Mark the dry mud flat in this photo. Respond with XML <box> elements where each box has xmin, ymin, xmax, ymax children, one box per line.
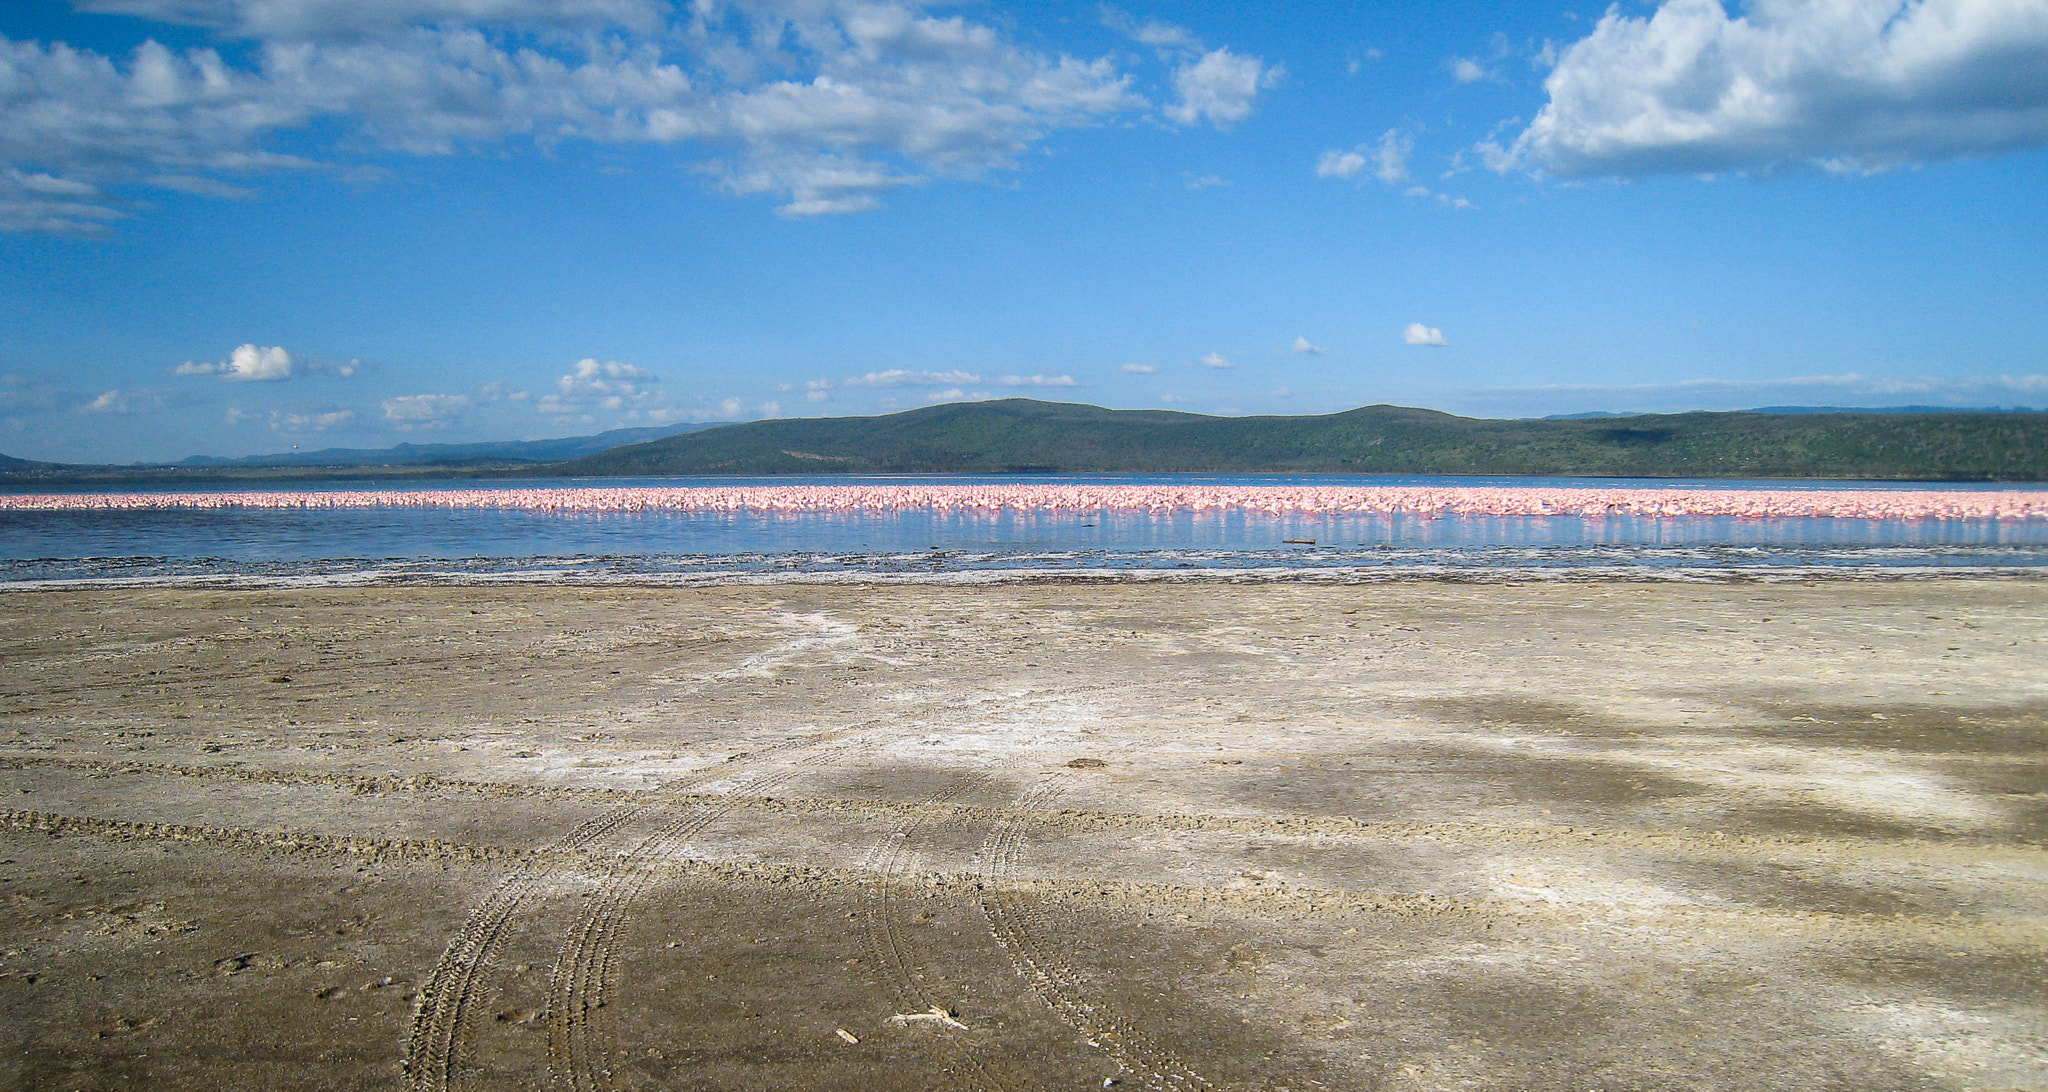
<box><xmin>1</xmin><ymin>580</ymin><xmax>2045</xmax><ymax>1092</ymax></box>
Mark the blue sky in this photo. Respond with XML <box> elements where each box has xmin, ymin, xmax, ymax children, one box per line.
<box><xmin>3</xmin><ymin>0</ymin><xmax>2045</xmax><ymax>463</ymax></box>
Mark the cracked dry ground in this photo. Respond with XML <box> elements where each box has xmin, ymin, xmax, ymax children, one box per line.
<box><xmin>1</xmin><ymin>581</ymin><xmax>2045</xmax><ymax>1092</ymax></box>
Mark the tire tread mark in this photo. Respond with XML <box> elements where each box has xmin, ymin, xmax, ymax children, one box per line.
<box><xmin>405</xmin><ymin>733</ymin><xmax>824</xmax><ymax>1092</ymax></box>
<box><xmin>854</xmin><ymin>775</ymin><xmax>1020</xmax><ymax>1092</ymax></box>
<box><xmin>544</xmin><ymin>741</ymin><xmax>861</xmax><ymax>1092</ymax></box>
<box><xmin>979</xmin><ymin>779</ymin><xmax>1214</xmax><ymax>1092</ymax></box>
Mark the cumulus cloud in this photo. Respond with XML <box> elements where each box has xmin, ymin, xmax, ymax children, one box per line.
<box><xmin>1103</xmin><ymin>10</ymin><xmax>1279</xmax><ymax>129</ymax></box>
<box><xmin>1318</xmin><ymin>130</ymin><xmax>1473</xmax><ymax>206</ymax></box>
<box><xmin>1166</xmin><ymin>47</ymin><xmax>1281</xmax><ymax>128</ymax></box>
<box><xmin>806</xmin><ymin>368</ymin><xmax>1076</xmax><ymax>396</ymax></box>
<box><xmin>1292</xmin><ymin>336</ymin><xmax>1327</xmax><ymax>355</ymax></box>
<box><xmin>1118</xmin><ymin>363</ymin><xmax>1159</xmax><ymax>374</ymax></box>
<box><xmin>78</xmin><ymin>388</ymin><xmax>169</xmax><ymax>414</ymax></box>
<box><xmin>835</xmin><ymin>369</ymin><xmax>980</xmax><ymax>389</ymax></box>
<box><xmin>1</xmin><ymin>0</ymin><xmax>1280</xmax><ymax>226</ymax></box>
<box><xmin>1200</xmin><ymin>352</ymin><xmax>1234</xmax><ymax>368</ymax></box>
<box><xmin>262</xmin><ymin>406</ymin><xmax>356</xmax><ymax>432</ymax></box>
<box><xmin>381</xmin><ymin>392</ymin><xmax>470</xmax><ymax>426</ymax></box>
<box><xmin>535</xmin><ymin>357</ymin><xmax>667</xmax><ymax>416</ymax></box>
<box><xmin>175</xmin><ymin>343</ymin><xmax>295</xmax><ymax>380</ymax></box>
<box><xmin>1371</xmin><ymin>131</ymin><xmax>1411</xmax><ymax>185</ymax></box>
<box><xmin>1499</xmin><ymin>0</ymin><xmax>2048</xmax><ymax>178</ymax></box>
<box><xmin>1448</xmin><ymin>33</ymin><xmax>1510</xmax><ymax>85</ymax></box>
<box><xmin>557</xmin><ymin>358</ymin><xmax>653</xmax><ymax>396</ymax></box>
<box><xmin>1403</xmin><ymin>323</ymin><xmax>1449</xmax><ymax>346</ymax></box>
<box><xmin>74</xmin><ymin>0</ymin><xmax>669</xmax><ymax>39</ymax></box>
<box><xmin>1315</xmin><ymin>149</ymin><xmax>1366</xmax><ymax>179</ymax></box>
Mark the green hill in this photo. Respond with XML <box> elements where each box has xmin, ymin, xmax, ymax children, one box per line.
<box><xmin>560</xmin><ymin>399</ymin><xmax>2048</xmax><ymax>480</ymax></box>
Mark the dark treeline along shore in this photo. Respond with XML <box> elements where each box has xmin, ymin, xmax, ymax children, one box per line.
<box><xmin>6</xmin><ymin>400</ymin><xmax>2048</xmax><ymax>486</ymax></box>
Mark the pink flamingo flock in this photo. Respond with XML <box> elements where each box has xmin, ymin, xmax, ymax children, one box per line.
<box><xmin>2</xmin><ymin>484</ymin><xmax>2044</xmax><ymax>520</ymax></box>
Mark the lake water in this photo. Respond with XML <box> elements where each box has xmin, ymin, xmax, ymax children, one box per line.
<box><xmin>4</xmin><ymin>474</ymin><xmax>2046</xmax><ymax>587</ymax></box>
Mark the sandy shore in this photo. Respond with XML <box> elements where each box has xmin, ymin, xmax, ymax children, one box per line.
<box><xmin>2</xmin><ymin>581</ymin><xmax>2044</xmax><ymax>1091</ymax></box>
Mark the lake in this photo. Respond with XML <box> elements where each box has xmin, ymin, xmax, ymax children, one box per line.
<box><xmin>3</xmin><ymin>474</ymin><xmax>2045</xmax><ymax>587</ymax></box>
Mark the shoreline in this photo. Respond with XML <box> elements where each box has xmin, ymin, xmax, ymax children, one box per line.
<box><xmin>8</xmin><ymin>563</ymin><xmax>2048</xmax><ymax>592</ymax></box>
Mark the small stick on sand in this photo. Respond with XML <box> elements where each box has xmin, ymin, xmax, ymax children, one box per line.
<box><xmin>886</xmin><ymin>1006</ymin><xmax>970</xmax><ymax>1031</ymax></box>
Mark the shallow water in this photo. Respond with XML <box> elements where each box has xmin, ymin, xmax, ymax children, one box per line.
<box><xmin>3</xmin><ymin>474</ymin><xmax>2045</xmax><ymax>587</ymax></box>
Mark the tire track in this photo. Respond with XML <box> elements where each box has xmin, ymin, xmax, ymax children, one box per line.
<box><xmin>853</xmin><ymin>773</ymin><xmax>1023</xmax><ymax>1092</ymax></box>
<box><xmin>979</xmin><ymin>778</ymin><xmax>1214</xmax><ymax>1092</ymax></box>
<box><xmin>11</xmin><ymin>755</ymin><xmax>2037</xmax><ymax>866</ymax></box>
<box><xmin>4</xmin><ymin>807</ymin><xmax>2032</xmax><ymax>943</ymax></box>
<box><xmin>544</xmin><ymin>741</ymin><xmax>861</xmax><ymax>1092</ymax></box>
<box><xmin>405</xmin><ymin>733</ymin><xmax>827</xmax><ymax>1092</ymax></box>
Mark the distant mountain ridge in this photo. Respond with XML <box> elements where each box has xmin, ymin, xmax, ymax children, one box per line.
<box><xmin>169</xmin><ymin>421</ymin><xmax>720</xmax><ymax>468</ymax></box>
<box><xmin>560</xmin><ymin>399</ymin><xmax>2048</xmax><ymax>480</ymax></box>
<box><xmin>6</xmin><ymin>400</ymin><xmax>2048</xmax><ymax>483</ymax></box>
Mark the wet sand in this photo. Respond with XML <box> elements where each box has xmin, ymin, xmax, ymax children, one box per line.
<box><xmin>2</xmin><ymin>580</ymin><xmax>2045</xmax><ymax>1091</ymax></box>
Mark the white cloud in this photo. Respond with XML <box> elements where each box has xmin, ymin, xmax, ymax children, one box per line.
<box><xmin>1448</xmin><ymin>33</ymin><xmax>1510</xmax><ymax>85</ymax></box>
<box><xmin>175</xmin><ymin>343</ymin><xmax>295</xmax><ymax>380</ymax></box>
<box><xmin>836</xmin><ymin>369</ymin><xmax>981</xmax><ymax>389</ymax></box>
<box><xmin>1403</xmin><ymin>323</ymin><xmax>1449</xmax><ymax>346</ymax></box>
<box><xmin>78</xmin><ymin>388</ymin><xmax>168</xmax><ymax>414</ymax></box>
<box><xmin>1373</xmin><ymin>130</ymin><xmax>1412</xmax><ymax>185</ymax></box>
<box><xmin>269</xmin><ymin>407</ymin><xmax>355</xmax><ymax>432</ymax></box>
<box><xmin>0</xmin><ymin>170</ymin><xmax>125</xmax><ymax>234</ymax></box>
<box><xmin>991</xmin><ymin>373</ymin><xmax>1077</xmax><ymax>387</ymax></box>
<box><xmin>1118</xmin><ymin>363</ymin><xmax>1159</xmax><ymax>374</ymax></box>
<box><xmin>4</xmin><ymin>0</ymin><xmax>1212</xmax><ymax>226</ymax></box>
<box><xmin>805</xmin><ymin>389</ymin><xmax>830</xmax><ymax>402</ymax></box>
<box><xmin>1292</xmin><ymin>336</ymin><xmax>1328</xmax><ymax>355</ymax></box>
<box><xmin>1315</xmin><ymin>149</ymin><xmax>1366</xmax><ymax>179</ymax></box>
<box><xmin>1199</xmin><ymin>352</ymin><xmax>1233</xmax><ymax>369</ymax></box>
<box><xmin>1159</xmin><ymin>393</ymin><xmax>1187</xmax><ymax>403</ymax></box>
<box><xmin>556</xmin><ymin>358</ymin><xmax>653</xmax><ymax>397</ymax></box>
<box><xmin>535</xmin><ymin>357</ymin><xmax>670</xmax><ymax>417</ymax></box>
<box><xmin>1272</xmin><ymin>386</ymin><xmax>1294</xmax><ymax>398</ymax></box>
<box><xmin>381</xmin><ymin>392</ymin><xmax>470</xmax><ymax>425</ymax></box>
<box><xmin>75</xmin><ymin>0</ymin><xmax>668</xmax><ymax>39</ymax></box>
<box><xmin>1318</xmin><ymin>130</ymin><xmax>1468</xmax><ymax>206</ymax></box>
<box><xmin>1182</xmin><ymin>172</ymin><xmax>1229</xmax><ymax>189</ymax></box>
<box><xmin>1104</xmin><ymin>13</ymin><xmax>1198</xmax><ymax>50</ymax></box>
<box><xmin>1166</xmin><ymin>47</ymin><xmax>1281</xmax><ymax>128</ymax></box>
<box><xmin>1107</xmin><ymin>12</ymin><xmax>1279</xmax><ymax>129</ymax></box>
<box><xmin>1501</xmin><ymin>0</ymin><xmax>2048</xmax><ymax>178</ymax></box>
